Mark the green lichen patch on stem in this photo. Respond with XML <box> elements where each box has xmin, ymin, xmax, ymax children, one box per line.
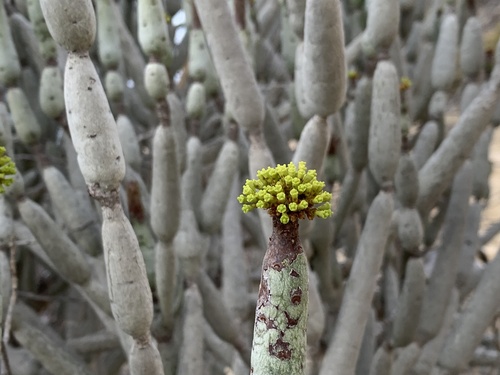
<box><xmin>0</xmin><ymin>147</ymin><xmax>16</xmax><ymax>194</ymax></box>
<box><xmin>238</xmin><ymin>161</ymin><xmax>332</xmax><ymax>224</ymax></box>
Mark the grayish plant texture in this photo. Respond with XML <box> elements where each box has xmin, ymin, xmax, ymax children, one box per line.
<box><xmin>0</xmin><ymin>0</ymin><xmax>500</xmax><ymax>374</ymax></box>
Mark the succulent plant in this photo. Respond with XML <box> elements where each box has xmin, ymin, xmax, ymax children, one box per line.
<box><xmin>239</xmin><ymin>161</ymin><xmax>331</xmax><ymax>374</ymax></box>
<box><xmin>3</xmin><ymin>0</ymin><xmax>500</xmax><ymax>374</ymax></box>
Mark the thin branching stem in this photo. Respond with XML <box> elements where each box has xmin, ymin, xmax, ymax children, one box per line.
<box><xmin>0</xmin><ymin>340</ymin><xmax>11</xmax><ymax>375</ymax></box>
<box><xmin>0</xmin><ymin>237</ymin><xmax>15</xmax><ymax>375</ymax></box>
<box><xmin>3</xmin><ymin>238</ymin><xmax>16</xmax><ymax>345</ymax></box>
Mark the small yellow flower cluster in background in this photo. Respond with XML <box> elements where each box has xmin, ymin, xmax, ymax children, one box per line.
<box><xmin>238</xmin><ymin>161</ymin><xmax>332</xmax><ymax>224</ymax></box>
<box><xmin>400</xmin><ymin>76</ymin><xmax>412</xmax><ymax>92</ymax></box>
<box><xmin>0</xmin><ymin>147</ymin><xmax>15</xmax><ymax>194</ymax></box>
<box><xmin>347</xmin><ymin>69</ymin><xmax>358</xmax><ymax>80</ymax></box>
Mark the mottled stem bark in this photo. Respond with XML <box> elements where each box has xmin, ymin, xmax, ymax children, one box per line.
<box><xmin>251</xmin><ymin>217</ymin><xmax>308</xmax><ymax>375</ymax></box>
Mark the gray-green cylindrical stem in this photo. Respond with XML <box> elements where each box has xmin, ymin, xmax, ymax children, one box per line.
<box><xmin>333</xmin><ymin>168</ymin><xmax>361</xmax><ymax>239</ymax></box>
<box><xmin>18</xmin><ymin>198</ymin><xmax>91</xmax><ymax>285</ymax></box>
<box><xmin>362</xmin><ymin>0</ymin><xmax>400</xmax><ymax>56</ymax></box>
<box><xmin>137</xmin><ymin>0</ymin><xmax>172</xmax><ymax>66</ymax></box>
<box><xmin>129</xmin><ymin>336</ymin><xmax>164</xmax><ymax>375</ymax></box>
<box><xmin>369</xmin><ymin>345</ymin><xmax>392</xmax><ymax>375</ymax></box>
<box><xmin>0</xmin><ymin>1</ymin><xmax>21</xmax><ymax>86</ymax></box>
<box><xmin>346</xmin><ymin>76</ymin><xmax>372</xmax><ymax>172</ymax></box>
<box><xmin>251</xmin><ymin>217</ymin><xmax>308</xmax><ymax>375</ymax></box>
<box><xmin>6</xmin><ymin>87</ymin><xmax>42</xmax><ymax>147</ymax></box>
<box><xmin>395</xmin><ymin>153</ymin><xmax>419</xmax><ymax>208</ymax></box>
<box><xmin>64</xmin><ymin>53</ymin><xmax>125</xmax><ymax>190</ymax></box>
<box><xmin>150</xmin><ymin>125</ymin><xmax>180</xmax><ymax>243</ymax></box>
<box><xmin>320</xmin><ymin>191</ymin><xmax>393</xmax><ymax>375</ymax></box>
<box><xmin>456</xmin><ymin>203</ymin><xmax>482</xmax><ymax>292</ymax></box>
<box><xmin>155</xmin><ymin>240</ymin><xmax>176</xmax><ymax>331</ymax></box>
<box><xmin>200</xmin><ymin>139</ymin><xmax>239</xmax><ymax>234</ymax></box>
<box><xmin>292</xmin><ymin>115</ymin><xmax>329</xmax><ymax>173</ymax></box>
<box><xmin>417</xmin><ymin>83</ymin><xmax>499</xmax><ymax>216</ymax></box>
<box><xmin>263</xmin><ymin>104</ymin><xmax>292</xmax><ymax>165</ymax></box>
<box><xmin>39</xmin><ymin>66</ymin><xmax>65</xmax><ymax>118</ymax></box>
<box><xmin>40</xmin><ymin>0</ymin><xmax>96</xmax><ymax>52</ymax></box>
<box><xmin>391</xmin><ymin>343</ymin><xmax>420</xmax><ymax>375</ymax></box>
<box><xmin>438</xmin><ymin>242</ymin><xmax>500</xmax><ymax>371</ymax></box>
<box><xmin>391</xmin><ymin>257</ymin><xmax>425</xmax><ymax>347</ymax></box>
<box><xmin>177</xmin><ymin>284</ymin><xmax>204</xmax><ymax>375</ymax></box>
<box><xmin>194</xmin><ymin>0</ymin><xmax>264</xmax><ymax>135</ymax></box>
<box><xmin>301</xmin><ymin>0</ymin><xmax>346</xmax><ymax>118</ymax></box>
<box><xmin>431</xmin><ymin>14</ymin><xmax>458</xmax><ymax>91</ymax></box>
<box><xmin>286</xmin><ymin>0</ymin><xmax>306</xmax><ymax>39</ymax></box>
<box><xmin>43</xmin><ymin>166</ymin><xmax>101</xmax><ymax>256</ymax></box>
<box><xmin>355</xmin><ymin>308</ymin><xmax>376</xmax><ymax>375</ymax></box>
<box><xmin>416</xmin><ymin>162</ymin><xmax>472</xmax><ymax>343</ymax></box>
<box><xmin>368</xmin><ymin>60</ymin><xmax>401</xmax><ymax>187</ymax></box>
<box><xmin>12</xmin><ymin>311</ymin><xmax>93</xmax><ymax>375</ymax></box>
<box><xmin>196</xmin><ymin>270</ymin><xmax>251</xmax><ymax>364</ymax></box>
<box><xmin>411</xmin><ymin>289</ymin><xmax>459</xmax><ymax>374</ymax></box>
<box><xmin>412</xmin><ymin>121</ymin><xmax>439</xmax><ymax>170</ymax></box>
<box><xmin>102</xmin><ymin>201</ymin><xmax>154</xmax><ymax>339</ymax></box>
<box><xmin>222</xmin><ymin>176</ymin><xmax>250</xmax><ymax>321</ymax></box>
<box><xmin>248</xmin><ymin>134</ymin><xmax>276</xmax><ymax>242</ymax></box>
<box><xmin>96</xmin><ymin>0</ymin><xmax>122</xmax><ymax>69</ymax></box>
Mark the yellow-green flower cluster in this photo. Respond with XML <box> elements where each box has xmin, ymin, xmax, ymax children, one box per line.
<box><xmin>400</xmin><ymin>76</ymin><xmax>412</xmax><ymax>92</ymax></box>
<box><xmin>238</xmin><ymin>161</ymin><xmax>332</xmax><ymax>224</ymax></box>
<box><xmin>0</xmin><ymin>147</ymin><xmax>16</xmax><ymax>194</ymax></box>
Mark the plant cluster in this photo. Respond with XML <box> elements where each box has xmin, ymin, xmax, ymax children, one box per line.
<box><xmin>0</xmin><ymin>146</ymin><xmax>15</xmax><ymax>194</ymax></box>
<box><xmin>238</xmin><ymin>161</ymin><xmax>332</xmax><ymax>224</ymax></box>
<box><xmin>0</xmin><ymin>0</ymin><xmax>500</xmax><ymax>373</ymax></box>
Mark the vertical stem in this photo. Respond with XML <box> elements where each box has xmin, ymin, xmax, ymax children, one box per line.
<box><xmin>192</xmin><ymin>2</ymin><xmax>201</xmax><ymax>30</ymax></box>
<box><xmin>156</xmin><ymin>98</ymin><xmax>171</xmax><ymax>128</ymax></box>
<box><xmin>234</xmin><ymin>0</ymin><xmax>246</xmax><ymax>30</ymax></box>
<box><xmin>0</xmin><ymin>239</ymin><xmax>13</xmax><ymax>375</ymax></box>
<box><xmin>2</xmin><ymin>239</ymin><xmax>15</xmax><ymax>345</ymax></box>
<box><xmin>0</xmin><ymin>340</ymin><xmax>11</xmax><ymax>375</ymax></box>
<box><xmin>2</xmin><ymin>238</ymin><xmax>16</xmax><ymax>375</ymax></box>
<box><xmin>251</xmin><ymin>217</ymin><xmax>308</xmax><ymax>375</ymax></box>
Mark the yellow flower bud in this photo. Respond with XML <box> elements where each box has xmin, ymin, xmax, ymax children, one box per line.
<box><xmin>277</xmin><ymin>204</ymin><xmax>287</xmax><ymax>213</ymax></box>
<box><xmin>313</xmin><ymin>195</ymin><xmax>324</xmax><ymax>204</ymax></box>
<box><xmin>276</xmin><ymin>164</ymin><xmax>287</xmax><ymax>177</ymax></box>
<box><xmin>316</xmin><ymin>210</ymin><xmax>331</xmax><ymax>219</ymax></box>
<box><xmin>246</xmin><ymin>194</ymin><xmax>257</xmax><ymax>203</ymax></box>
<box><xmin>280</xmin><ymin>213</ymin><xmax>290</xmax><ymax>224</ymax></box>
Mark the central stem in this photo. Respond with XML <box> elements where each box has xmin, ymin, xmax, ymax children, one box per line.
<box><xmin>250</xmin><ymin>216</ymin><xmax>309</xmax><ymax>375</ymax></box>
<box><xmin>265</xmin><ymin>217</ymin><xmax>302</xmax><ymax>265</ymax></box>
